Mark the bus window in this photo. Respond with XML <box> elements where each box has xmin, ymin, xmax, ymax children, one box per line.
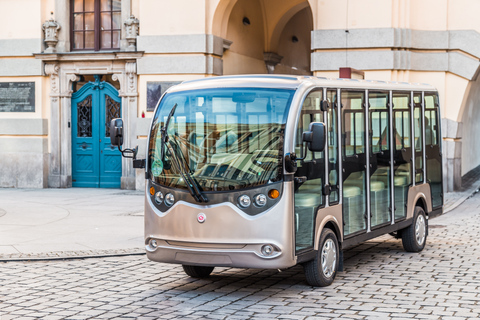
<box><xmin>392</xmin><ymin>92</ymin><xmax>412</xmax><ymax>220</ymax></box>
<box><xmin>342</xmin><ymin>90</ymin><xmax>366</xmax><ymax>236</ymax></box>
<box><xmin>294</xmin><ymin>90</ymin><xmax>325</xmax><ymax>252</ymax></box>
<box><xmin>425</xmin><ymin>93</ymin><xmax>442</xmax><ymax>208</ymax></box>
<box><xmin>414</xmin><ymin>93</ymin><xmax>424</xmax><ymax>183</ymax></box>
<box><xmin>327</xmin><ymin>89</ymin><xmax>339</xmax><ymax>204</ymax></box>
<box><xmin>369</xmin><ymin>91</ymin><xmax>391</xmax><ymax>228</ymax></box>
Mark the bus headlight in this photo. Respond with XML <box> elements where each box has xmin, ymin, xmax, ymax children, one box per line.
<box><xmin>165</xmin><ymin>193</ymin><xmax>175</xmax><ymax>206</ymax></box>
<box><xmin>154</xmin><ymin>191</ymin><xmax>164</xmax><ymax>204</ymax></box>
<box><xmin>238</xmin><ymin>195</ymin><xmax>251</xmax><ymax>208</ymax></box>
<box><xmin>254</xmin><ymin>194</ymin><xmax>267</xmax><ymax>207</ymax></box>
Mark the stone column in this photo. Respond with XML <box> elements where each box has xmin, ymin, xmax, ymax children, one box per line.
<box><xmin>114</xmin><ymin>61</ymin><xmax>138</xmax><ymax>190</ymax></box>
<box><xmin>45</xmin><ymin>63</ymin><xmax>62</xmax><ymax>187</ymax></box>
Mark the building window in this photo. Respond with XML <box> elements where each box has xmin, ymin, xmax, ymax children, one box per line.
<box><xmin>71</xmin><ymin>0</ymin><xmax>121</xmax><ymax>51</ymax></box>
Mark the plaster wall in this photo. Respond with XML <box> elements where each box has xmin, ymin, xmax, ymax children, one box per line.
<box><xmin>138</xmin><ymin>0</ymin><xmax>207</xmax><ymax>35</ymax></box>
<box><xmin>0</xmin><ymin>0</ymin><xmax>41</xmax><ymax>39</ymax></box>
<box><xmin>409</xmin><ymin>0</ymin><xmax>447</xmax><ymax>31</ymax></box>
<box><xmin>447</xmin><ymin>0</ymin><xmax>480</xmax><ymax>32</ymax></box>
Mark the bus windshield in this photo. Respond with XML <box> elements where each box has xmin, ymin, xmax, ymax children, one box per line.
<box><xmin>148</xmin><ymin>87</ymin><xmax>294</xmax><ymax>192</ymax></box>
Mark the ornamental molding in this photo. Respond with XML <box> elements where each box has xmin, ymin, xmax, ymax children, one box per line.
<box><xmin>124</xmin><ymin>15</ymin><xmax>140</xmax><ymax>51</ymax></box>
<box><xmin>42</xmin><ymin>18</ymin><xmax>61</xmax><ymax>53</ymax></box>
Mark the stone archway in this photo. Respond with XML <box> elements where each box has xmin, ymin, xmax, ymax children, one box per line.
<box><xmin>43</xmin><ymin>54</ymin><xmax>141</xmax><ymax>189</ymax></box>
<box><xmin>212</xmin><ymin>0</ymin><xmax>313</xmax><ymax>75</ymax></box>
<box><xmin>458</xmin><ymin>72</ymin><xmax>480</xmax><ymax>188</ymax></box>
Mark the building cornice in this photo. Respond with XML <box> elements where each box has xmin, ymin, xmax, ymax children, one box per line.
<box><xmin>34</xmin><ymin>51</ymin><xmax>144</xmax><ymax>62</ymax></box>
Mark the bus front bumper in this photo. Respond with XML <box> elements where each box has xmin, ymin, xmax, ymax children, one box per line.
<box><xmin>145</xmin><ymin>238</ymin><xmax>297</xmax><ymax>269</ymax></box>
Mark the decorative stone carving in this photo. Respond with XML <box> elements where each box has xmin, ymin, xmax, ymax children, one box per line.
<box><xmin>125</xmin><ymin>62</ymin><xmax>137</xmax><ymax>93</ymax></box>
<box><xmin>45</xmin><ymin>63</ymin><xmax>59</xmax><ymax>101</ymax></box>
<box><xmin>124</xmin><ymin>15</ymin><xmax>140</xmax><ymax>51</ymax></box>
<box><xmin>42</xmin><ymin>18</ymin><xmax>61</xmax><ymax>53</ymax></box>
<box><xmin>263</xmin><ymin>52</ymin><xmax>283</xmax><ymax>74</ymax></box>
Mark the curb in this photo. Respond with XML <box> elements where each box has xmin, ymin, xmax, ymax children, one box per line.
<box><xmin>0</xmin><ymin>248</ymin><xmax>145</xmax><ymax>263</ymax></box>
<box><xmin>443</xmin><ymin>183</ymin><xmax>480</xmax><ymax>214</ymax></box>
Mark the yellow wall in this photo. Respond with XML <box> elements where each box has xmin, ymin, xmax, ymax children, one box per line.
<box><xmin>138</xmin><ymin>0</ymin><xmax>207</xmax><ymax>35</ymax></box>
<box><xmin>0</xmin><ymin>0</ymin><xmax>42</xmax><ymax>39</ymax></box>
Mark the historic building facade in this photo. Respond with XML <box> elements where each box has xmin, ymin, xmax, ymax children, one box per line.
<box><xmin>1</xmin><ymin>0</ymin><xmax>479</xmax><ymax>192</ymax></box>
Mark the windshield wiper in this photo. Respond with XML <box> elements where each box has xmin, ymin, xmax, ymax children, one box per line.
<box><xmin>161</xmin><ymin>104</ymin><xmax>208</xmax><ymax>203</ymax></box>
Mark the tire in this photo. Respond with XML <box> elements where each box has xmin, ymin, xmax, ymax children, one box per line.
<box><xmin>304</xmin><ymin>228</ymin><xmax>339</xmax><ymax>287</ymax></box>
<box><xmin>182</xmin><ymin>265</ymin><xmax>215</xmax><ymax>278</ymax></box>
<box><xmin>402</xmin><ymin>206</ymin><xmax>428</xmax><ymax>252</ymax></box>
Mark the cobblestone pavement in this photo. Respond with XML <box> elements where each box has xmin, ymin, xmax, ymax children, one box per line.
<box><xmin>1</xmin><ymin>195</ymin><xmax>479</xmax><ymax>320</ymax></box>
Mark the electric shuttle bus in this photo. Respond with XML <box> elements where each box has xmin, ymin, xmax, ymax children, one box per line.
<box><xmin>110</xmin><ymin>75</ymin><xmax>443</xmax><ymax>287</ymax></box>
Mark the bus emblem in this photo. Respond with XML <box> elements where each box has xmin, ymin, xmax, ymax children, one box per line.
<box><xmin>197</xmin><ymin>213</ymin><xmax>206</xmax><ymax>223</ymax></box>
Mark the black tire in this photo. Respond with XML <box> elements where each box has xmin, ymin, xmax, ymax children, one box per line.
<box><xmin>304</xmin><ymin>228</ymin><xmax>339</xmax><ymax>287</ymax></box>
<box><xmin>402</xmin><ymin>206</ymin><xmax>428</xmax><ymax>252</ymax></box>
<box><xmin>182</xmin><ymin>265</ymin><xmax>215</xmax><ymax>278</ymax></box>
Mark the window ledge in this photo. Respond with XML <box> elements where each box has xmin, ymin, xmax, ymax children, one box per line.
<box><xmin>34</xmin><ymin>51</ymin><xmax>144</xmax><ymax>62</ymax></box>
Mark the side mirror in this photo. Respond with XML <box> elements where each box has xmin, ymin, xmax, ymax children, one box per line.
<box><xmin>302</xmin><ymin>122</ymin><xmax>326</xmax><ymax>152</ymax></box>
<box><xmin>110</xmin><ymin>118</ymin><xmax>124</xmax><ymax>147</ymax></box>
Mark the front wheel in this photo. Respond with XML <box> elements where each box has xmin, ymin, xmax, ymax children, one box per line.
<box><xmin>402</xmin><ymin>206</ymin><xmax>428</xmax><ymax>252</ymax></box>
<box><xmin>182</xmin><ymin>265</ymin><xmax>215</xmax><ymax>278</ymax></box>
<box><xmin>304</xmin><ymin>228</ymin><xmax>339</xmax><ymax>287</ymax></box>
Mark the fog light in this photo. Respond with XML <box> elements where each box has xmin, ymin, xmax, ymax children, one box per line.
<box><xmin>150</xmin><ymin>239</ymin><xmax>158</xmax><ymax>248</ymax></box>
<box><xmin>154</xmin><ymin>191</ymin><xmax>164</xmax><ymax>204</ymax></box>
<box><xmin>261</xmin><ymin>244</ymin><xmax>274</xmax><ymax>256</ymax></box>
<box><xmin>165</xmin><ymin>193</ymin><xmax>175</xmax><ymax>206</ymax></box>
<box><xmin>238</xmin><ymin>195</ymin><xmax>251</xmax><ymax>208</ymax></box>
<box><xmin>254</xmin><ymin>194</ymin><xmax>267</xmax><ymax>207</ymax></box>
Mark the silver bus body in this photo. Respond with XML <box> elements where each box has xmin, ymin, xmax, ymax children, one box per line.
<box><xmin>142</xmin><ymin>75</ymin><xmax>443</xmax><ymax>284</ymax></box>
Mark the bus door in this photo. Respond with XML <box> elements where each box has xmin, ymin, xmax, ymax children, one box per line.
<box><xmin>327</xmin><ymin>89</ymin><xmax>339</xmax><ymax>205</ymax></box>
<box><xmin>342</xmin><ymin>90</ymin><xmax>367</xmax><ymax>236</ymax></box>
<box><xmin>425</xmin><ymin>93</ymin><xmax>443</xmax><ymax>208</ymax></box>
<box><xmin>414</xmin><ymin>93</ymin><xmax>424</xmax><ymax>184</ymax></box>
<box><xmin>392</xmin><ymin>92</ymin><xmax>413</xmax><ymax>220</ymax></box>
<box><xmin>368</xmin><ymin>92</ymin><xmax>392</xmax><ymax>228</ymax></box>
<box><xmin>294</xmin><ymin>90</ymin><xmax>325</xmax><ymax>253</ymax></box>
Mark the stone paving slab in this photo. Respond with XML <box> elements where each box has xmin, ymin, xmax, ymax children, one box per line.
<box><xmin>1</xmin><ymin>192</ymin><xmax>479</xmax><ymax>319</ymax></box>
<box><xmin>0</xmin><ymin>188</ymin><xmax>144</xmax><ymax>260</ymax></box>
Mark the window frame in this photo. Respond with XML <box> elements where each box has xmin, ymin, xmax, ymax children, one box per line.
<box><xmin>70</xmin><ymin>0</ymin><xmax>122</xmax><ymax>52</ymax></box>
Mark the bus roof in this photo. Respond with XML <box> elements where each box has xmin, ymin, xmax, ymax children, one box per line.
<box><xmin>168</xmin><ymin>74</ymin><xmax>437</xmax><ymax>93</ymax></box>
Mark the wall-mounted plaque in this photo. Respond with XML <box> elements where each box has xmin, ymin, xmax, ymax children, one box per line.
<box><xmin>147</xmin><ymin>81</ymin><xmax>181</xmax><ymax>112</ymax></box>
<box><xmin>0</xmin><ymin>82</ymin><xmax>35</xmax><ymax>112</ymax></box>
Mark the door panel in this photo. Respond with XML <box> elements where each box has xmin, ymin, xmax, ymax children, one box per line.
<box><xmin>392</xmin><ymin>92</ymin><xmax>412</xmax><ymax>220</ymax></box>
<box><xmin>342</xmin><ymin>90</ymin><xmax>367</xmax><ymax>236</ymax></box>
<box><xmin>72</xmin><ymin>78</ymin><xmax>121</xmax><ymax>188</ymax></box>
<box><xmin>369</xmin><ymin>91</ymin><xmax>392</xmax><ymax>228</ymax></box>
<box><xmin>294</xmin><ymin>90</ymin><xmax>325</xmax><ymax>253</ymax></box>
<box><xmin>425</xmin><ymin>93</ymin><xmax>442</xmax><ymax>208</ymax></box>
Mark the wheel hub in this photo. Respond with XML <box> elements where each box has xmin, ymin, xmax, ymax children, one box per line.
<box><xmin>321</xmin><ymin>238</ymin><xmax>336</xmax><ymax>278</ymax></box>
<box><xmin>415</xmin><ymin>214</ymin><xmax>426</xmax><ymax>246</ymax></box>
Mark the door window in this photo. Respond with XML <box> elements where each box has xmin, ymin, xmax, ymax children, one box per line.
<box><xmin>294</xmin><ymin>90</ymin><xmax>325</xmax><ymax>252</ymax></box>
<box><xmin>342</xmin><ymin>90</ymin><xmax>367</xmax><ymax>236</ymax></box>
<box><xmin>369</xmin><ymin>92</ymin><xmax>391</xmax><ymax>227</ymax></box>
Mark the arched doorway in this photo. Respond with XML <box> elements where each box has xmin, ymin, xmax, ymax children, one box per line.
<box><xmin>459</xmin><ymin>74</ymin><xmax>480</xmax><ymax>186</ymax></box>
<box><xmin>215</xmin><ymin>0</ymin><xmax>313</xmax><ymax>75</ymax></box>
<box><xmin>71</xmin><ymin>75</ymin><xmax>122</xmax><ymax>188</ymax></box>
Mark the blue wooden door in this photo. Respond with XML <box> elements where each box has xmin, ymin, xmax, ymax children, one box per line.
<box><xmin>72</xmin><ymin>76</ymin><xmax>122</xmax><ymax>188</ymax></box>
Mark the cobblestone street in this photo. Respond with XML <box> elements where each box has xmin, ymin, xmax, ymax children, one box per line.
<box><xmin>1</xmin><ymin>193</ymin><xmax>480</xmax><ymax>320</ymax></box>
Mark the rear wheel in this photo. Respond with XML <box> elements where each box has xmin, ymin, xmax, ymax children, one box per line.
<box><xmin>402</xmin><ymin>206</ymin><xmax>427</xmax><ymax>252</ymax></box>
<box><xmin>182</xmin><ymin>265</ymin><xmax>215</xmax><ymax>278</ymax></box>
<box><xmin>304</xmin><ymin>228</ymin><xmax>339</xmax><ymax>287</ymax></box>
